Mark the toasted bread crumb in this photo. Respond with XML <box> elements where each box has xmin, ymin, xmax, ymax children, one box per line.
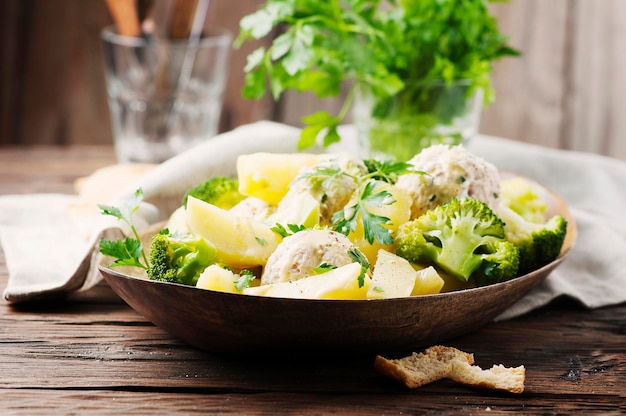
<box><xmin>375</xmin><ymin>346</ymin><xmax>525</xmax><ymax>393</ymax></box>
<box><xmin>449</xmin><ymin>360</ymin><xmax>525</xmax><ymax>394</ymax></box>
<box><xmin>374</xmin><ymin>346</ymin><xmax>474</xmax><ymax>388</ymax></box>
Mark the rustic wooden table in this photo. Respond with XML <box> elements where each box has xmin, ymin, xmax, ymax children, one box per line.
<box><xmin>0</xmin><ymin>146</ymin><xmax>625</xmax><ymax>415</ymax></box>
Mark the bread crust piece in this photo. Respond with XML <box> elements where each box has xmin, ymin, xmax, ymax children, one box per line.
<box><xmin>374</xmin><ymin>346</ymin><xmax>475</xmax><ymax>389</ymax></box>
<box><xmin>375</xmin><ymin>346</ymin><xmax>526</xmax><ymax>394</ymax></box>
<box><xmin>449</xmin><ymin>360</ymin><xmax>526</xmax><ymax>394</ymax></box>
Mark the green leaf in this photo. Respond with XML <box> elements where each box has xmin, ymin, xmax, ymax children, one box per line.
<box><xmin>244</xmin><ymin>47</ymin><xmax>266</xmax><ymax>72</ymax></box>
<box><xmin>359</xmin><ymin>181</ymin><xmax>394</xmax><ymax>245</ymax></box>
<box><xmin>99</xmin><ymin>238</ymin><xmax>146</xmax><ymax>269</ymax></box>
<box><xmin>239</xmin><ymin>10</ymin><xmax>274</xmax><ymax>40</ymax></box>
<box><xmin>242</xmin><ymin>68</ymin><xmax>267</xmax><ymax>99</ymax></box>
<box><xmin>301</xmin><ymin>110</ymin><xmax>337</xmax><ymax>126</ymax></box>
<box><xmin>298</xmin><ymin>124</ymin><xmax>324</xmax><ymax>150</ymax></box>
<box><xmin>98</xmin><ymin>188</ymin><xmax>149</xmax><ymax>269</ymax></box>
<box><xmin>313</xmin><ymin>263</ymin><xmax>338</xmax><ymax>274</ymax></box>
<box><xmin>282</xmin><ymin>32</ymin><xmax>314</xmax><ymax>76</ymax></box>
<box><xmin>322</xmin><ymin>125</ymin><xmax>341</xmax><ymax>147</ymax></box>
<box><xmin>270</xmin><ymin>33</ymin><xmax>294</xmax><ymax>61</ymax></box>
<box><xmin>234</xmin><ymin>270</ymin><xmax>256</xmax><ymax>291</ymax></box>
<box><xmin>348</xmin><ymin>248</ymin><xmax>370</xmax><ymax>288</ymax></box>
<box><xmin>298</xmin><ymin>111</ymin><xmax>339</xmax><ymax>150</ymax></box>
<box><xmin>271</xmin><ymin>223</ymin><xmax>307</xmax><ymax>238</ymax></box>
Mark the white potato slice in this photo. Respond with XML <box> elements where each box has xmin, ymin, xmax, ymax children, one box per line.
<box><xmin>186</xmin><ymin>196</ymin><xmax>280</xmax><ymax>267</ymax></box>
<box><xmin>243</xmin><ymin>262</ymin><xmax>370</xmax><ymax>300</ymax></box>
<box><xmin>368</xmin><ymin>250</ymin><xmax>444</xmax><ymax>298</ymax></box>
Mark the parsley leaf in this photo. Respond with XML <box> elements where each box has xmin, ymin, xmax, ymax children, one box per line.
<box><xmin>234</xmin><ymin>270</ymin><xmax>257</xmax><ymax>291</ymax></box>
<box><xmin>271</xmin><ymin>223</ymin><xmax>307</xmax><ymax>238</ymax></box>
<box><xmin>98</xmin><ymin>238</ymin><xmax>146</xmax><ymax>269</ymax></box>
<box><xmin>301</xmin><ymin>159</ymin><xmax>406</xmax><ymax>245</ymax></box>
<box><xmin>98</xmin><ymin>188</ymin><xmax>149</xmax><ymax>270</ymax></box>
<box><xmin>313</xmin><ymin>263</ymin><xmax>338</xmax><ymax>274</ymax></box>
<box><xmin>348</xmin><ymin>248</ymin><xmax>370</xmax><ymax>288</ymax></box>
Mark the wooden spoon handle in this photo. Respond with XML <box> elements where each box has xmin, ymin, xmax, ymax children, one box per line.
<box><xmin>169</xmin><ymin>0</ymin><xmax>199</xmax><ymax>39</ymax></box>
<box><xmin>105</xmin><ymin>0</ymin><xmax>141</xmax><ymax>37</ymax></box>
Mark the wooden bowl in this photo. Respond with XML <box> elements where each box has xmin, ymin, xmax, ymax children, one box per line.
<box><xmin>98</xmin><ymin>176</ymin><xmax>576</xmax><ymax>357</ymax></box>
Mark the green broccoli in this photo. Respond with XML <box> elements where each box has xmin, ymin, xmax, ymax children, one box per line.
<box><xmin>496</xmin><ymin>182</ymin><xmax>567</xmax><ymax>274</ymax></box>
<box><xmin>147</xmin><ymin>229</ymin><xmax>218</xmax><ymax>286</ymax></box>
<box><xmin>182</xmin><ymin>176</ymin><xmax>246</xmax><ymax>209</ymax></box>
<box><xmin>395</xmin><ymin>197</ymin><xmax>520</xmax><ymax>286</ymax></box>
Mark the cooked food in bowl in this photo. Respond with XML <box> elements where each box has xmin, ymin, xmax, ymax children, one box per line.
<box><xmin>98</xmin><ymin>144</ymin><xmax>571</xmax><ymax>301</ymax></box>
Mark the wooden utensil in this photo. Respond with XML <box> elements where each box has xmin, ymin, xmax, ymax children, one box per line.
<box><xmin>104</xmin><ymin>0</ymin><xmax>141</xmax><ymax>37</ymax></box>
<box><xmin>169</xmin><ymin>0</ymin><xmax>200</xmax><ymax>39</ymax></box>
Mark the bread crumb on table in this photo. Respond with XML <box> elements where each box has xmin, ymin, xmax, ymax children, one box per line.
<box><xmin>375</xmin><ymin>345</ymin><xmax>525</xmax><ymax>394</ymax></box>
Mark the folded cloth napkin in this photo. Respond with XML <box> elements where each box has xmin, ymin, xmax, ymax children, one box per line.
<box><xmin>1</xmin><ymin>121</ymin><xmax>625</xmax><ymax>321</ymax></box>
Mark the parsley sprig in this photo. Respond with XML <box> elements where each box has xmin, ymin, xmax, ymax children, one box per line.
<box><xmin>299</xmin><ymin>158</ymin><xmax>420</xmax><ymax>245</ymax></box>
<box><xmin>271</xmin><ymin>223</ymin><xmax>307</xmax><ymax>238</ymax></box>
<box><xmin>236</xmin><ymin>0</ymin><xmax>519</xmax><ymax>150</ymax></box>
<box><xmin>348</xmin><ymin>248</ymin><xmax>370</xmax><ymax>288</ymax></box>
<box><xmin>98</xmin><ymin>188</ymin><xmax>149</xmax><ymax>269</ymax></box>
<box><xmin>234</xmin><ymin>270</ymin><xmax>257</xmax><ymax>291</ymax></box>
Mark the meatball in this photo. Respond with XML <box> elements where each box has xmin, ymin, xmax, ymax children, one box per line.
<box><xmin>229</xmin><ymin>196</ymin><xmax>275</xmax><ymax>221</ymax></box>
<box><xmin>396</xmin><ymin>144</ymin><xmax>501</xmax><ymax>218</ymax></box>
<box><xmin>261</xmin><ymin>229</ymin><xmax>356</xmax><ymax>285</ymax></box>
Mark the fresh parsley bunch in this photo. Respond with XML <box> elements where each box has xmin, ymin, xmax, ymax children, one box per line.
<box><xmin>235</xmin><ymin>0</ymin><xmax>519</xmax><ymax>150</ymax></box>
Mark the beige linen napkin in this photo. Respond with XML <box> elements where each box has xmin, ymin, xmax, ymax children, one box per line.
<box><xmin>1</xmin><ymin>121</ymin><xmax>304</xmax><ymax>303</ymax></box>
<box><xmin>1</xmin><ymin>121</ymin><xmax>625</xmax><ymax>320</ymax></box>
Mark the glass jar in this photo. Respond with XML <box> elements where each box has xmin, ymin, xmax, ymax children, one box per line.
<box><xmin>352</xmin><ymin>80</ymin><xmax>484</xmax><ymax>161</ymax></box>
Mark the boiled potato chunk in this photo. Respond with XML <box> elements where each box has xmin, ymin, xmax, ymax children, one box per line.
<box><xmin>237</xmin><ymin>153</ymin><xmax>321</xmax><ymax>206</ymax></box>
<box><xmin>368</xmin><ymin>249</ymin><xmax>417</xmax><ymax>299</ymax></box>
<box><xmin>411</xmin><ymin>266</ymin><xmax>445</xmax><ymax>296</ymax></box>
<box><xmin>243</xmin><ymin>262</ymin><xmax>370</xmax><ymax>300</ymax></box>
<box><xmin>368</xmin><ymin>249</ymin><xmax>444</xmax><ymax>298</ymax></box>
<box><xmin>196</xmin><ymin>265</ymin><xmax>239</xmax><ymax>293</ymax></box>
<box><xmin>269</xmin><ymin>192</ymin><xmax>320</xmax><ymax>229</ymax></box>
<box><xmin>185</xmin><ymin>196</ymin><xmax>280</xmax><ymax>267</ymax></box>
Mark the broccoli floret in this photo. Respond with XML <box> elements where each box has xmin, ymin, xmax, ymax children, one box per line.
<box><xmin>497</xmin><ymin>177</ymin><xmax>568</xmax><ymax>274</ymax></box>
<box><xmin>395</xmin><ymin>197</ymin><xmax>520</xmax><ymax>286</ymax></box>
<box><xmin>183</xmin><ymin>176</ymin><xmax>246</xmax><ymax>209</ymax></box>
<box><xmin>147</xmin><ymin>229</ymin><xmax>218</xmax><ymax>286</ymax></box>
<box><xmin>498</xmin><ymin>204</ymin><xmax>567</xmax><ymax>275</ymax></box>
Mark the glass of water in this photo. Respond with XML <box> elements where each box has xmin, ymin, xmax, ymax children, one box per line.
<box><xmin>101</xmin><ymin>26</ymin><xmax>231</xmax><ymax>163</ymax></box>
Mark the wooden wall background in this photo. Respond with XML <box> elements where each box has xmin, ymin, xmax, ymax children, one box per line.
<box><xmin>1</xmin><ymin>0</ymin><xmax>625</xmax><ymax>160</ymax></box>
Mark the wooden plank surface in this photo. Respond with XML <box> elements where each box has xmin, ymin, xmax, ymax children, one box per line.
<box><xmin>0</xmin><ymin>146</ymin><xmax>625</xmax><ymax>414</ymax></box>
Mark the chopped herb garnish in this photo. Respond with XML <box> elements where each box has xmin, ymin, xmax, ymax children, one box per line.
<box><xmin>271</xmin><ymin>223</ymin><xmax>307</xmax><ymax>238</ymax></box>
<box><xmin>234</xmin><ymin>270</ymin><xmax>256</xmax><ymax>291</ymax></box>
<box><xmin>313</xmin><ymin>262</ymin><xmax>338</xmax><ymax>274</ymax></box>
<box><xmin>348</xmin><ymin>248</ymin><xmax>370</xmax><ymax>288</ymax></box>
